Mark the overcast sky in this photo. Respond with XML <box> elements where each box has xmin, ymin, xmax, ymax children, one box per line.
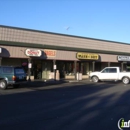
<box><xmin>0</xmin><ymin>0</ymin><xmax>130</xmax><ymax>43</ymax></box>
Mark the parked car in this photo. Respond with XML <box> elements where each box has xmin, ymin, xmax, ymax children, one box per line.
<box><xmin>0</xmin><ymin>66</ymin><xmax>27</xmax><ymax>89</ymax></box>
<box><xmin>89</xmin><ymin>67</ymin><xmax>130</xmax><ymax>84</ymax></box>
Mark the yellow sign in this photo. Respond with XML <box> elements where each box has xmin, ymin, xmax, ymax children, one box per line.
<box><xmin>76</xmin><ymin>53</ymin><xmax>99</xmax><ymax>60</ymax></box>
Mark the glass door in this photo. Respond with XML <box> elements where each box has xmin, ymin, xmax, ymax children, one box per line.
<box><xmin>32</xmin><ymin>60</ymin><xmax>42</xmax><ymax>79</ymax></box>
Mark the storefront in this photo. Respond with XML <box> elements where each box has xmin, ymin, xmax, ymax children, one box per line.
<box><xmin>1</xmin><ymin>25</ymin><xmax>130</xmax><ymax>80</ymax></box>
<box><xmin>0</xmin><ymin>47</ymin><xmax>126</xmax><ymax>81</ymax></box>
<box><xmin>76</xmin><ymin>52</ymin><xmax>99</xmax><ymax>75</ymax></box>
<box><xmin>117</xmin><ymin>55</ymin><xmax>130</xmax><ymax>72</ymax></box>
<box><xmin>1</xmin><ymin>48</ymin><xmax>102</xmax><ymax>80</ymax></box>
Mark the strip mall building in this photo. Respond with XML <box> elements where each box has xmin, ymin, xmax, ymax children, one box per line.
<box><xmin>0</xmin><ymin>25</ymin><xmax>130</xmax><ymax>80</ymax></box>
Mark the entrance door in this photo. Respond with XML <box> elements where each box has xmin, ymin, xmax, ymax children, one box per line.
<box><xmin>80</xmin><ymin>62</ymin><xmax>89</xmax><ymax>75</ymax></box>
<box><xmin>57</xmin><ymin>61</ymin><xmax>66</xmax><ymax>79</ymax></box>
<box><xmin>33</xmin><ymin>60</ymin><xmax>42</xmax><ymax>79</ymax></box>
<box><xmin>42</xmin><ymin>61</ymin><xmax>53</xmax><ymax>79</ymax></box>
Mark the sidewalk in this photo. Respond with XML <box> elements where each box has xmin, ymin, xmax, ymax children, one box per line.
<box><xmin>25</xmin><ymin>79</ymin><xmax>68</xmax><ymax>87</ymax></box>
<box><xmin>25</xmin><ymin>78</ymin><xmax>90</xmax><ymax>87</ymax></box>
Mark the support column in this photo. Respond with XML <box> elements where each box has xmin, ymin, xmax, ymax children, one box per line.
<box><xmin>28</xmin><ymin>58</ymin><xmax>32</xmax><ymax>81</ymax></box>
<box><xmin>121</xmin><ymin>62</ymin><xmax>124</xmax><ymax>72</ymax></box>
<box><xmin>92</xmin><ymin>61</ymin><xmax>95</xmax><ymax>72</ymax></box>
<box><xmin>53</xmin><ymin>60</ymin><xmax>56</xmax><ymax>80</ymax></box>
<box><xmin>108</xmin><ymin>62</ymin><xmax>110</xmax><ymax>67</ymax></box>
<box><xmin>79</xmin><ymin>62</ymin><xmax>81</xmax><ymax>73</ymax></box>
<box><xmin>0</xmin><ymin>57</ymin><xmax>2</xmax><ymax>66</ymax></box>
<box><xmin>74</xmin><ymin>61</ymin><xmax>77</xmax><ymax>80</ymax></box>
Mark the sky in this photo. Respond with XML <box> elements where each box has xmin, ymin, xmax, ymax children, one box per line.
<box><xmin>0</xmin><ymin>0</ymin><xmax>130</xmax><ymax>44</ymax></box>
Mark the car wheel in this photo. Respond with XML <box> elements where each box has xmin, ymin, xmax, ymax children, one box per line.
<box><xmin>92</xmin><ymin>76</ymin><xmax>99</xmax><ymax>83</ymax></box>
<box><xmin>0</xmin><ymin>80</ymin><xmax>7</xmax><ymax>90</ymax></box>
<box><xmin>122</xmin><ymin>77</ymin><xmax>129</xmax><ymax>84</ymax></box>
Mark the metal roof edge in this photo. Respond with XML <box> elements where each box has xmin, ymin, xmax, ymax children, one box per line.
<box><xmin>0</xmin><ymin>25</ymin><xmax>130</xmax><ymax>45</ymax></box>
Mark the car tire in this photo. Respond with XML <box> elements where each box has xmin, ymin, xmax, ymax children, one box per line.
<box><xmin>92</xmin><ymin>76</ymin><xmax>99</xmax><ymax>83</ymax></box>
<box><xmin>0</xmin><ymin>80</ymin><xmax>7</xmax><ymax>90</ymax></box>
<box><xmin>122</xmin><ymin>77</ymin><xmax>130</xmax><ymax>84</ymax></box>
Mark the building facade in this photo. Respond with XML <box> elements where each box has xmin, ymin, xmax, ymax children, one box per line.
<box><xmin>0</xmin><ymin>25</ymin><xmax>130</xmax><ymax>80</ymax></box>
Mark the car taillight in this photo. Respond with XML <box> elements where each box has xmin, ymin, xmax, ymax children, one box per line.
<box><xmin>12</xmin><ymin>76</ymin><xmax>16</xmax><ymax>81</ymax></box>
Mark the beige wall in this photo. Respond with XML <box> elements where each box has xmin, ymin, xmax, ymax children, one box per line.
<box><xmin>0</xmin><ymin>26</ymin><xmax>130</xmax><ymax>54</ymax></box>
<box><xmin>0</xmin><ymin>26</ymin><xmax>129</xmax><ymax>62</ymax></box>
<box><xmin>99</xmin><ymin>54</ymin><xmax>118</xmax><ymax>62</ymax></box>
<box><xmin>0</xmin><ymin>45</ymin><xmax>120</xmax><ymax>62</ymax></box>
<box><xmin>0</xmin><ymin>45</ymin><xmax>78</xmax><ymax>60</ymax></box>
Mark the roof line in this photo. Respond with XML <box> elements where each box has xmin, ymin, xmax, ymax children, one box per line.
<box><xmin>0</xmin><ymin>24</ymin><xmax>130</xmax><ymax>45</ymax></box>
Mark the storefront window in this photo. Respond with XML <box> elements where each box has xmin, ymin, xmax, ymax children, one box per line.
<box><xmin>80</xmin><ymin>62</ymin><xmax>89</xmax><ymax>75</ymax></box>
<box><xmin>126</xmin><ymin>64</ymin><xmax>130</xmax><ymax>72</ymax></box>
<box><xmin>66</xmin><ymin>62</ymin><xmax>74</xmax><ymax>76</ymax></box>
<box><xmin>56</xmin><ymin>61</ymin><xmax>90</xmax><ymax>76</ymax></box>
<box><xmin>31</xmin><ymin>60</ymin><xmax>42</xmax><ymax>79</ymax></box>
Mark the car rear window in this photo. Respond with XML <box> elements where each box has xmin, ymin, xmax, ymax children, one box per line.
<box><xmin>15</xmin><ymin>68</ymin><xmax>25</xmax><ymax>74</ymax></box>
<box><xmin>3</xmin><ymin>67</ymin><xmax>13</xmax><ymax>73</ymax></box>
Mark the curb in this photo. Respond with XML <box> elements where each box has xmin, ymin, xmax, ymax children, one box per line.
<box><xmin>25</xmin><ymin>79</ymin><xmax>91</xmax><ymax>87</ymax></box>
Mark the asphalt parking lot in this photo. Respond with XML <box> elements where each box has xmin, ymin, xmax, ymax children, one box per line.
<box><xmin>0</xmin><ymin>81</ymin><xmax>130</xmax><ymax>130</ymax></box>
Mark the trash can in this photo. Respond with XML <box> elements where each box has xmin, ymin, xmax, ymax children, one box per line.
<box><xmin>49</xmin><ymin>72</ymin><xmax>54</xmax><ymax>79</ymax></box>
<box><xmin>56</xmin><ymin>70</ymin><xmax>60</xmax><ymax>80</ymax></box>
<box><xmin>76</xmin><ymin>72</ymin><xmax>79</xmax><ymax>80</ymax></box>
<box><xmin>79</xmin><ymin>73</ymin><xmax>82</xmax><ymax>80</ymax></box>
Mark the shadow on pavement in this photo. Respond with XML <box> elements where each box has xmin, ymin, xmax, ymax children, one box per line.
<box><xmin>0</xmin><ymin>80</ymin><xmax>129</xmax><ymax>130</ymax></box>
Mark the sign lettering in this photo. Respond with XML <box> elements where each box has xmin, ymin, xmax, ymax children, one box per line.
<box><xmin>76</xmin><ymin>53</ymin><xmax>99</xmax><ymax>60</ymax></box>
<box><xmin>118</xmin><ymin>55</ymin><xmax>130</xmax><ymax>61</ymax></box>
<box><xmin>25</xmin><ymin>49</ymin><xmax>42</xmax><ymax>57</ymax></box>
<box><xmin>44</xmin><ymin>49</ymin><xmax>56</xmax><ymax>57</ymax></box>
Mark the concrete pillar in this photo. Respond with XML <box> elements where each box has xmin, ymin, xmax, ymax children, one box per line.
<box><xmin>79</xmin><ymin>62</ymin><xmax>81</xmax><ymax>73</ymax></box>
<box><xmin>74</xmin><ymin>61</ymin><xmax>77</xmax><ymax>80</ymax></box>
<box><xmin>121</xmin><ymin>62</ymin><xmax>124</xmax><ymax>72</ymax></box>
<box><xmin>92</xmin><ymin>61</ymin><xmax>95</xmax><ymax>72</ymax></box>
<box><xmin>28</xmin><ymin>58</ymin><xmax>32</xmax><ymax>81</ymax></box>
<box><xmin>53</xmin><ymin>60</ymin><xmax>56</xmax><ymax>80</ymax></box>
<box><xmin>0</xmin><ymin>57</ymin><xmax>2</xmax><ymax>66</ymax></box>
<box><xmin>108</xmin><ymin>62</ymin><xmax>110</xmax><ymax>67</ymax></box>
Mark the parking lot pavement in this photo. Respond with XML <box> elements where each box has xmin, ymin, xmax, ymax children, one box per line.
<box><xmin>24</xmin><ymin>79</ymin><xmax>124</xmax><ymax>88</ymax></box>
<box><xmin>23</xmin><ymin>79</ymin><xmax>89</xmax><ymax>87</ymax></box>
<box><xmin>0</xmin><ymin>81</ymin><xmax>130</xmax><ymax>130</ymax></box>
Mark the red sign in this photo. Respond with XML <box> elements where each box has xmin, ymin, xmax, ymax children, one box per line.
<box><xmin>25</xmin><ymin>49</ymin><xmax>42</xmax><ymax>57</ymax></box>
<box><xmin>44</xmin><ymin>49</ymin><xmax>56</xmax><ymax>57</ymax></box>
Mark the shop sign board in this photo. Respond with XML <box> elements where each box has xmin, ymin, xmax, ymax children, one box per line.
<box><xmin>76</xmin><ymin>52</ymin><xmax>99</xmax><ymax>60</ymax></box>
<box><xmin>25</xmin><ymin>49</ymin><xmax>42</xmax><ymax>57</ymax></box>
<box><xmin>44</xmin><ymin>49</ymin><xmax>56</xmax><ymax>57</ymax></box>
<box><xmin>117</xmin><ymin>55</ymin><xmax>130</xmax><ymax>61</ymax></box>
